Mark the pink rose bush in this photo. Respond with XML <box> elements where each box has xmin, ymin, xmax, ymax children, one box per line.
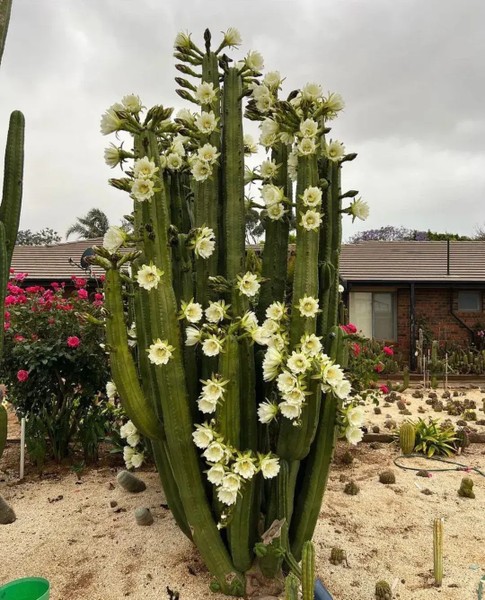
<box><xmin>0</xmin><ymin>273</ymin><xmax>110</xmax><ymax>460</ymax></box>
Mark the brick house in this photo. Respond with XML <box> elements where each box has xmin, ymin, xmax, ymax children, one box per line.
<box><xmin>9</xmin><ymin>238</ymin><xmax>104</xmax><ymax>288</ymax></box>
<box><xmin>9</xmin><ymin>238</ymin><xmax>485</xmax><ymax>369</ymax></box>
<box><xmin>340</xmin><ymin>241</ymin><xmax>485</xmax><ymax>368</ymax></box>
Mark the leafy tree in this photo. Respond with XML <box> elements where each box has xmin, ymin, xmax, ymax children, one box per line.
<box><xmin>474</xmin><ymin>224</ymin><xmax>485</xmax><ymax>240</ymax></box>
<box><xmin>66</xmin><ymin>208</ymin><xmax>110</xmax><ymax>239</ymax></box>
<box><xmin>348</xmin><ymin>225</ymin><xmax>471</xmax><ymax>243</ymax></box>
<box><xmin>16</xmin><ymin>228</ymin><xmax>61</xmax><ymax>246</ymax></box>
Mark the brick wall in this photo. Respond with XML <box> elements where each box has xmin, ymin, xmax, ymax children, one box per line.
<box><xmin>395</xmin><ymin>287</ymin><xmax>484</xmax><ymax>365</ymax></box>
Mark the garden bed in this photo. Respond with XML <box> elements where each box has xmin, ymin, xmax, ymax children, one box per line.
<box><xmin>1</xmin><ymin>387</ymin><xmax>484</xmax><ymax>599</ymax></box>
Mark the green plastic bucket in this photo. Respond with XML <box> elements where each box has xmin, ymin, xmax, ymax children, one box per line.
<box><xmin>0</xmin><ymin>577</ymin><xmax>49</xmax><ymax>600</ymax></box>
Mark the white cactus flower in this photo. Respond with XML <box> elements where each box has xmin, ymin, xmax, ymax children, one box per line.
<box><xmin>257</xmin><ymin>400</ymin><xmax>279</xmax><ymax>424</ymax></box>
<box><xmin>237</xmin><ymin>272</ymin><xmax>260</xmax><ymax>297</ymax></box>
<box><xmin>180</xmin><ymin>300</ymin><xmax>203</xmax><ymax>323</ymax></box>
<box><xmin>207</xmin><ymin>463</ymin><xmax>226</xmax><ymax>485</ymax></box>
<box><xmin>345</xmin><ymin>426</ymin><xmax>363</xmax><ymax>445</ymax></box>
<box><xmin>192</xmin><ymin>424</ymin><xmax>214</xmax><ymax>449</ymax></box>
<box><xmin>121</xmin><ymin>94</ymin><xmax>143</xmax><ymax>113</ymax></box>
<box><xmin>300</xmin><ymin>209</ymin><xmax>322</xmax><ymax>232</ymax></box>
<box><xmin>100</xmin><ymin>103</ymin><xmax>124</xmax><ymax>135</ymax></box>
<box><xmin>287</xmin><ymin>351</ymin><xmax>311</xmax><ymax>375</ymax></box>
<box><xmin>133</xmin><ymin>156</ymin><xmax>158</xmax><ymax>180</ymax></box>
<box><xmin>195</xmin><ymin>111</ymin><xmax>218</xmax><ymax>134</ymax></box>
<box><xmin>185</xmin><ymin>326</ymin><xmax>202</xmax><ymax>347</ymax></box>
<box><xmin>103</xmin><ymin>226</ymin><xmax>127</xmax><ymax>255</ymax></box>
<box><xmin>136</xmin><ymin>264</ymin><xmax>163</xmax><ymax>291</ymax></box>
<box><xmin>302</xmin><ymin>186</ymin><xmax>323</xmax><ymax>208</ymax></box>
<box><xmin>195</xmin><ymin>82</ymin><xmax>218</xmax><ymax>105</ymax></box>
<box><xmin>279</xmin><ymin>400</ymin><xmax>302</xmax><ymax>421</ymax></box>
<box><xmin>202</xmin><ymin>335</ymin><xmax>223</xmax><ymax>357</ymax></box>
<box><xmin>217</xmin><ymin>486</ymin><xmax>238</xmax><ymax>506</ymax></box>
<box><xmin>299</xmin><ymin>118</ymin><xmax>319</xmax><ymax>138</ymax></box>
<box><xmin>259</xmin><ymin>455</ymin><xmax>280</xmax><ymax>479</ymax></box>
<box><xmin>131</xmin><ymin>177</ymin><xmax>155</xmax><ymax>202</ymax></box>
<box><xmin>297</xmin><ymin>295</ymin><xmax>320</xmax><ymax>318</ymax></box>
<box><xmin>147</xmin><ymin>339</ymin><xmax>175</xmax><ymax>366</ymax></box>
<box><xmin>245</xmin><ymin>50</ymin><xmax>264</xmax><ymax>72</ymax></box>
<box><xmin>106</xmin><ymin>381</ymin><xmax>117</xmax><ymax>399</ymax></box>
<box><xmin>323</xmin><ymin>139</ymin><xmax>346</xmax><ymax>162</ymax></box>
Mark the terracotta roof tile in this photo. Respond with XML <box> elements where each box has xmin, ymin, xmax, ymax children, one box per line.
<box><xmin>9</xmin><ymin>239</ymin><xmax>485</xmax><ymax>284</ymax></box>
<box><xmin>340</xmin><ymin>240</ymin><xmax>485</xmax><ymax>282</ymax></box>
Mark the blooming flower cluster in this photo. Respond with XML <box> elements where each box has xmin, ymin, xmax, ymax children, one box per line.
<box><xmin>120</xmin><ymin>420</ymin><xmax>145</xmax><ymax>469</ymax></box>
<box><xmin>192</xmin><ymin>420</ymin><xmax>279</xmax><ymax>508</ymax></box>
<box><xmin>131</xmin><ymin>156</ymin><xmax>159</xmax><ymax>203</ymax></box>
<box><xmin>340</xmin><ymin>404</ymin><xmax>365</xmax><ymax>445</ymax></box>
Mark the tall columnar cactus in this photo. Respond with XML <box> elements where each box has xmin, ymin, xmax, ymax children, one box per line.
<box><xmin>433</xmin><ymin>517</ymin><xmax>444</xmax><ymax>586</ymax></box>
<box><xmin>97</xmin><ymin>28</ymin><xmax>369</xmax><ymax>596</ymax></box>
<box><xmin>0</xmin><ymin>0</ymin><xmax>24</xmax><ymax>356</ymax></box>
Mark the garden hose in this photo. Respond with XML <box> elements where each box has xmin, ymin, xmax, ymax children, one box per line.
<box><xmin>393</xmin><ymin>453</ymin><xmax>485</xmax><ymax>477</ymax></box>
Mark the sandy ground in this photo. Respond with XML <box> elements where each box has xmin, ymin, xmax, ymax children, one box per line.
<box><xmin>1</xmin><ymin>386</ymin><xmax>485</xmax><ymax>600</ymax></box>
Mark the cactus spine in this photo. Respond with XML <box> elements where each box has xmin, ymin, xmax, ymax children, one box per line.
<box><xmin>97</xmin><ymin>28</ymin><xmax>363</xmax><ymax>595</ymax></box>
<box><xmin>399</xmin><ymin>421</ymin><xmax>416</xmax><ymax>455</ymax></box>
<box><xmin>0</xmin><ymin>0</ymin><xmax>24</xmax><ymax>356</ymax></box>
<box><xmin>433</xmin><ymin>517</ymin><xmax>444</xmax><ymax>586</ymax></box>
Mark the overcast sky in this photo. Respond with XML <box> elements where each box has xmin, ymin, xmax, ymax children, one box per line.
<box><xmin>1</xmin><ymin>0</ymin><xmax>484</xmax><ymax>244</ymax></box>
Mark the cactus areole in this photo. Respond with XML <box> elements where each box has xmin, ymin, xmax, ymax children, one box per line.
<box><xmin>95</xmin><ymin>28</ymin><xmax>368</xmax><ymax>596</ymax></box>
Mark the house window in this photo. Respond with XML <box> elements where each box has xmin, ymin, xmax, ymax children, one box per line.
<box><xmin>349</xmin><ymin>291</ymin><xmax>397</xmax><ymax>341</ymax></box>
<box><xmin>457</xmin><ymin>290</ymin><xmax>481</xmax><ymax>312</ymax></box>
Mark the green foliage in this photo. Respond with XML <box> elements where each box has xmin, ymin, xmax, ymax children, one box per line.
<box><xmin>66</xmin><ymin>207</ymin><xmax>110</xmax><ymax>239</ymax></box>
<box><xmin>0</xmin><ymin>276</ymin><xmax>110</xmax><ymax>461</ymax></box>
<box><xmin>16</xmin><ymin>228</ymin><xmax>61</xmax><ymax>246</ymax></box>
<box><xmin>346</xmin><ymin>333</ymin><xmax>400</xmax><ymax>394</ymax></box>
<box><xmin>413</xmin><ymin>417</ymin><xmax>457</xmax><ymax>457</ymax></box>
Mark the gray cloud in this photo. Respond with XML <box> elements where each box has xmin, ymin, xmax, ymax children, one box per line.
<box><xmin>0</xmin><ymin>0</ymin><xmax>483</xmax><ymax>242</ymax></box>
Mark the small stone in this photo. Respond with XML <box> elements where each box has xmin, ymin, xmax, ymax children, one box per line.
<box><xmin>0</xmin><ymin>495</ymin><xmax>16</xmax><ymax>524</ymax></box>
<box><xmin>372</xmin><ymin>425</ymin><xmax>380</xmax><ymax>433</ymax></box>
<box><xmin>135</xmin><ymin>507</ymin><xmax>154</xmax><ymax>526</ymax></box>
<box><xmin>421</xmin><ymin>488</ymin><xmax>433</xmax><ymax>495</ymax></box>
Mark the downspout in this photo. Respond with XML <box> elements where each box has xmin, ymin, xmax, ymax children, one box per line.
<box><xmin>409</xmin><ymin>282</ymin><xmax>416</xmax><ymax>370</ymax></box>
<box><xmin>449</xmin><ymin>288</ymin><xmax>474</xmax><ymax>339</ymax></box>
<box><xmin>446</xmin><ymin>241</ymin><xmax>474</xmax><ymax>340</ymax></box>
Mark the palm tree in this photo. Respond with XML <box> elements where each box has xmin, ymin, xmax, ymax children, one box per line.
<box><xmin>66</xmin><ymin>208</ymin><xmax>110</xmax><ymax>239</ymax></box>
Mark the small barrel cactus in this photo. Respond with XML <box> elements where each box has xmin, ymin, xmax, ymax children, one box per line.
<box><xmin>117</xmin><ymin>470</ymin><xmax>147</xmax><ymax>493</ymax></box>
<box><xmin>375</xmin><ymin>579</ymin><xmax>392</xmax><ymax>599</ymax></box>
<box><xmin>379</xmin><ymin>470</ymin><xmax>396</xmax><ymax>484</ymax></box>
<box><xmin>454</xmin><ymin>428</ymin><xmax>470</xmax><ymax>450</ymax></box>
<box><xmin>399</xmin><ymin>421</ymin><xmax>416</xmax><ymax>455</ymax></box>
<box><xmin>458</xmin><ymin>477</ymin><xmax>475</xmax><ymax>499</ymax></box>
<box><xmin>344</xmin><ymin>480</ymin><xmax>359</xmax><ymax>496</ymax></box>
<box><xmin>329</xmin><ymin>547</ymin><xmax>346</xmax><ymax>565</ymax></box>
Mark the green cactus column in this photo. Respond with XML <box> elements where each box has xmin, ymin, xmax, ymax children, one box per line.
<box><xmin>1</xmin><ymin>0</ymin><xmax>24</xmax><ymax>354</ymax></box>
<box><xmin>97</xmin><ymin>27</ymin><xmax>367</xmax><ymax>597</ymax></box>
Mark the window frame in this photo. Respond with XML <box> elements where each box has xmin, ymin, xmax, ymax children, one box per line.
<box><xmin>457</xmin><ymin>290</ymin><xmax>481</xmax><ymax>312</ymax></box>
<box><xmin>349</xmin><ymin>290</ymin><xmax>397</xmax><ymax>342</ymax></box>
